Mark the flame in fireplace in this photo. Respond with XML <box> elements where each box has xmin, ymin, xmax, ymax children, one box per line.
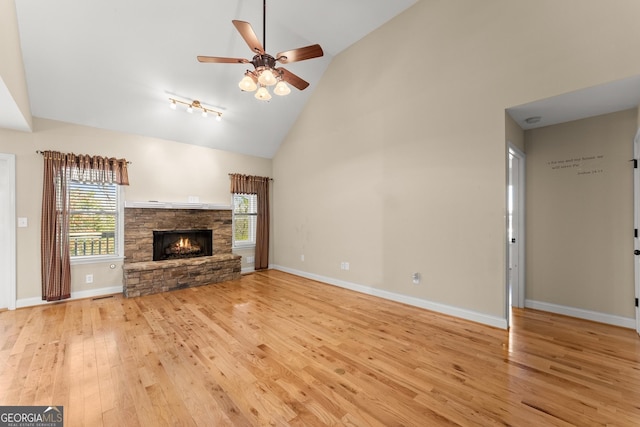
<box><xmin>165</xmin><ymin>236</ymin><xmax>202</xmax><ymax>257</ymax></box>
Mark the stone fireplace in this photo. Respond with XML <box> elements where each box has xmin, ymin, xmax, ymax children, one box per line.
<box><xmin>122</xmin><ymin>203</ymin><xmax>241</xmax><ymax>297</ymax></box>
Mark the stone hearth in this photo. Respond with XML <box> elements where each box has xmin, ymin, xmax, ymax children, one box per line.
<box><xmin>123</xmin><ymin>206</ymin><xmax>241</xmax><ymax>297</ymax></box>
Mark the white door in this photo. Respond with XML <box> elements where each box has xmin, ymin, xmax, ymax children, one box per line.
<box><xmin>508</xmin><ymin>145</ymin><xmax>525</xmax><ymax>311</ymax></box>
<box><xmin>0</xmin><ymin>153</ymin><xmax>16</xmax><ymax>310</ymax></box>
<box><xmin>634</xmin><ymin>135</ymin><xmax>640</xmax><ymax>335</ymax></box>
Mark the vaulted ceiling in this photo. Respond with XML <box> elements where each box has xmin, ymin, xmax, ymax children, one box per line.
<box><xmin>7</xmin><ymin>0</ymin><xmax>417</xmax><ymax>158</ymax></box>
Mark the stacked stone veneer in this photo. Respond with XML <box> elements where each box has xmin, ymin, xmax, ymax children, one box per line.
<box><xmin>123</xmin><ymin>208</ymin><xmax>241</xmax><ymax>297</ymax></box>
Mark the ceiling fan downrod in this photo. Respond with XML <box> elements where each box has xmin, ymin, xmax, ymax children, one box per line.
<box><xmin>262</xmin><ymin>0</ymin><xmax>267</xmax><ymax>52</ymax></box>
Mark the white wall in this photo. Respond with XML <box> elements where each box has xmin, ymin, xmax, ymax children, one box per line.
<box><xmin>272</xmin><ymin>0</ymin><xmax>640</xmax><ymax>326</ymax></box>
<box><xmin>525</xmin><ymin>109</ymin><xmax>636</xmax><ymax>321</ymax></box>
<box><xmin>506</xmin><ymin>113</ymin><xmax>525</xmax><ymax>153</ymax></box>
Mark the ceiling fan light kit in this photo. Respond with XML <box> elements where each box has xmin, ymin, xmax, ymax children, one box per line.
<box><xmin>169</xmin><ymin>98</ymin><xmax>222</xmax><ymax>121</ymax></box>
<box><xmin>198</xmin><ymin>0</ymin><xmax>323</xmax><ymax>102</ymax></box>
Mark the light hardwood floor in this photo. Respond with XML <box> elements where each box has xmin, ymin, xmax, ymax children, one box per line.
<box><xmin>1</xmin><ymin>269</ymin><xmax>639</xmax><ymax>426</ymax></box>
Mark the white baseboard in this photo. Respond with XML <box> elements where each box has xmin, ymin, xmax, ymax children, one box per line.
<box><xmin>525</xmin><ymin>299</ymin><xmax>635</xmax><ymax>329</ymax></box>
<box><xmin>271</xmin><ymin>265</ymin><xmax>508</xmax><ymax>330</ymax></box>
<box><xmin>16</xmin><ymin>285</ymin><xmax>123</xmax><ymax>309</ymax></box>
<box><xmin>241</xmin><ymin>267</ymin><xmax>256</xmax><ymax>274</ymax></box>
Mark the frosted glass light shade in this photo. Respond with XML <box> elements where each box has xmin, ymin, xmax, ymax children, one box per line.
<box><xmin>255</xmin><ymin>86</ymin><xmax>272</xmax><ymax>101</ymax></box>
<box><xmin>239</xmin><ymin>75</ymin><xmax>257</xmax><ymax>92</ymax></box>
<box><xmin>258</xmin><ymin>68</ymin><xmax>277</xmax><ymax>86</ymax></box>
<box><xmin>274</xmin><ymin>81</ymin><xmax>291</xmax><ymax>96</ymax></box>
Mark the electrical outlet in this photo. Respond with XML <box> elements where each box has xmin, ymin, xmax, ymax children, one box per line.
<box><xmin>412</xmin><ymin>272</ymin><xmax>421</xmax><ymax>284</ymax></box>
<box><xmin>300</xmin><ymin>254</ymin><xmax>305</xmax><ymax>262</ymax></box>
<box><xmin>85</xmin><ymin>274</ymin><xmax>94</xmax><ymax>284</ymax></box>
<box><xmin>344</xmin><ymin>262</ymin><xmax>349</xmax><ymax>271</ymax></box>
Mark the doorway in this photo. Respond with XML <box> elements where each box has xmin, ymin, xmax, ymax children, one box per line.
<box><xmin>507</xmin><ymin>145</ymin><xmax>525</xmax><ymax>320</ymax></box>
<box><xmin>0</xmin><ymin>153</ymin><xmax>16</xmax><ymax>310</ymax></box>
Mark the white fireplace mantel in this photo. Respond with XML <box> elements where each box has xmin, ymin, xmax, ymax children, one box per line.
<box><xmin>124</xmin><ymin>201</ymin><xmax>231</xmax><ymax>210</ymax></box>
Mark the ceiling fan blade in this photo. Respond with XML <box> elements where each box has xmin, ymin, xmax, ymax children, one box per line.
<box><xmin>279</xmin><ymin>68</ymin><xmax>310</xmax><ymax>90</ymax></box>
<box><xmin>197</xmin><ymin>56</ymin><xmax>250</xmax><ymax>64</ymax></box>
<box><xmin>232</xmin><ymin>20</ymin><xmax>265</xmax><ymax>54</ymax></box>
<box><xmin>276</xmin><ymin>44</ymin><xmax>324</xmax><ymax>64</ymax></box>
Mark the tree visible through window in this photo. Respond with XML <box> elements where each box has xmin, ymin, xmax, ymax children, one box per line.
<box><xmin>68</xmin><ymin>182</ymin><xmax>119</xmax><ymax>257</ymax></box>
<box><xmin>233</xmin><ymin>193</ymin><xmax>257</xmax><ymax>246</ymax></box>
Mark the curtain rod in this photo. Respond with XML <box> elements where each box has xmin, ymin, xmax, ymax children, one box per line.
<box><xmin>36</xmin><ymin>150</ymin><xmax>132</xmax><ymax>164</ymax></box>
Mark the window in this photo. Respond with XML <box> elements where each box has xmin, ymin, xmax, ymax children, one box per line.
<box><xmin>68</xmin><ymin>181</ymin><xmax>122</xmax><ymax>260</ymax></box>
<box><xmin>233</xmin><ymin>193</ymin><xmax>257</xmax><ymax>247</ymax></box>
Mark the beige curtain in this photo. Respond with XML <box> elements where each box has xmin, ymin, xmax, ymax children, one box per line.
<box><xmin>230</xmin><ymin>174</ymin><xmax>270</xmax><ymax>270</ymax></box>
<box><xmin>41</xmin><ymin>151</ymin><xmax>129</xmax><ymax>301</ymax></box>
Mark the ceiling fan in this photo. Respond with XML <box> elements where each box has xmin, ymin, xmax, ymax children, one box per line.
<box><xmin>197</xmin><ymin>0</ymin><xmax>324</xmax><ymax>101</ymax></box>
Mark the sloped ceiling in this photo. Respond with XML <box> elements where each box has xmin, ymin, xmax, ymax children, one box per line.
<box><xmin>8</xmin><ymin>0</ymin><xmax>417</xmax><ymax>158</ymax></box>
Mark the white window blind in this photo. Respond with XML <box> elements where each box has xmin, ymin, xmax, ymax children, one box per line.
<box><xmin>68</xmin><ymin>182</ymin><xmax>119</xmax><ymax>257</ymax></box>
<box><xmin>233</xmin><ymin>193</ymin><xmax>257</xmax><ymax>247</ymax></box>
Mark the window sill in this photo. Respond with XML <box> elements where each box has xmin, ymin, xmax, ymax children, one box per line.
<box><xmin>233</xmin><ymin>244</ymin><xmax>256</xmax><ymax>250</ymax></box>
<box><xmin>71</xmin><ymin>255</ymin><xmax>124</xmax><ymax>265</ymax></box>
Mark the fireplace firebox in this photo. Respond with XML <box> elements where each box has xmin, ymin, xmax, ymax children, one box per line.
<box><xmin>153</xmin><ymin>229</ymin><xmax>213</xmax><ymax>261</ymax></box>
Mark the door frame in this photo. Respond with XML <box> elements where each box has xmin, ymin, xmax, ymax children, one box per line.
<box><xmin>507</xmin><ymin>144</ymin><xmax>526</xmax><ymax>317</ymax></box>
<box><xmin>634</xmin><ymin>131</ymin><xmax>640</xmax><ymax>335</ymax></box>
<box><xmin>0</xmin><ymin>153</ymin><xmax>16</xmax><ymax>310</ymax></box>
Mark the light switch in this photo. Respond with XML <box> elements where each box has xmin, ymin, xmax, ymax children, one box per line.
<box><xmin>17</xmin><ymin>217</ymin><xmax>28</xmax><ymax>228</ymax></box>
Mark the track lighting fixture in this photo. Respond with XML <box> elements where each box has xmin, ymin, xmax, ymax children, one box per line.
<box><xmin>168</xmin><ymin>98</ymin><xmax>222</xmax><ymax>120</ymax></box>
